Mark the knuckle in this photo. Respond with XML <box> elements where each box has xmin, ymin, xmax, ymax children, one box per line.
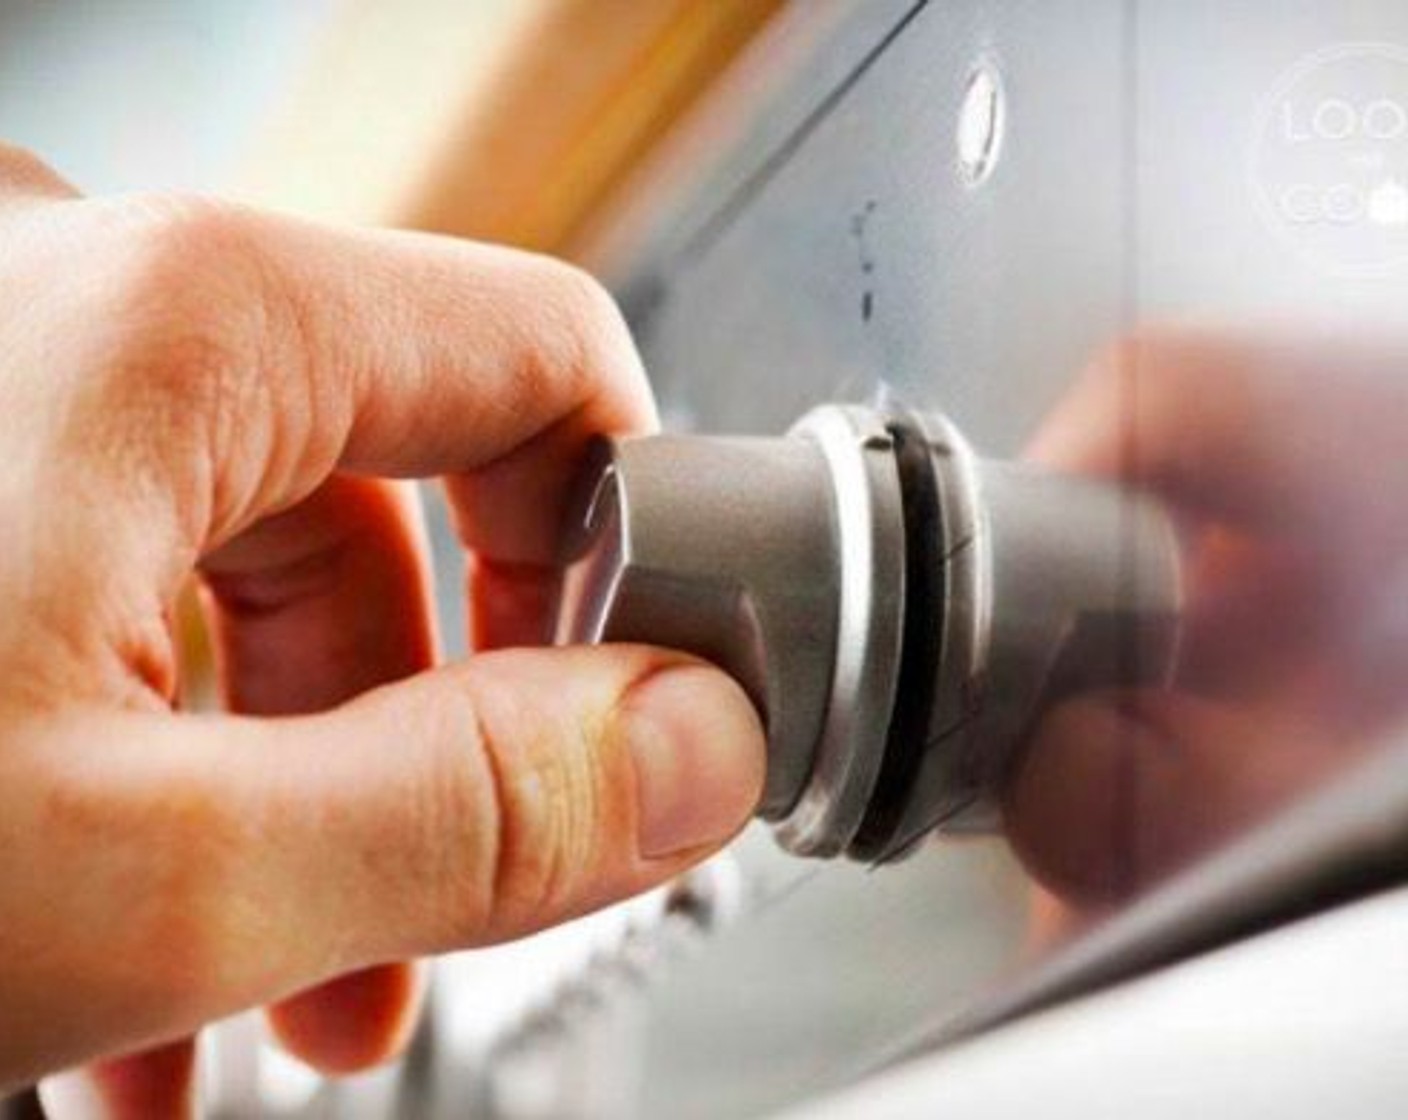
<box><xmin>529</xmin><ymin>258</ymin><xmax>635</xmax><ymax>390</ymax></box>
<box><xmin>119</xmin><ymin>191</ymin><xmax>251</xmax><ymax>260</ymax></box>
<box><xmin>63</xmin><ymin>195</ymin><xmax>278</xmax><ymax>506</ymax></box>
<box><xmin>543</xmin><ymin>259</ymin><xmax>621</xmax><ymax>325</ymax></box>
<box><xmin>105</xmin><ymin>194</ymin><xmax>262</xmax><ymax>360</ymax></box>
<box><xmin>392</xmin><ymin>680</ymin><xmax>502</xmax><ymax>947</ymax></box>
<box><xmin>0</xmin><ymin>141</ymin><xmax>74</xmax><ymax>199</ymax></box>
<box><xmin>0</xmin><ymin>140</ymin><xmax>47</xmax><ymax>175</ymax></box>
<box><xmin>432</xmin><ymin>663</ymin><xmax>610</xmax><ymax>941</ymax></box>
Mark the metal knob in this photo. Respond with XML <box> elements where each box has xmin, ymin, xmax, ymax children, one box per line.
<box><xmin>555</xmin><ymin>404</ymin><xmax>1181</xmax><ymax>862</ymax></box>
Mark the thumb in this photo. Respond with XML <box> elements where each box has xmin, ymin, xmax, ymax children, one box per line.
<box><xmin>7</xmin><ymin>647</ymin><xmax>763</xmax><ymax>1082</ymax></box>
<box><xmin>228</xmin><ymin>644</ymin><xmax>765</xmax><ymax>975</ymax></box>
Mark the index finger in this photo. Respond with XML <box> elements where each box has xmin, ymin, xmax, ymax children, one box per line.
<box><xmin>101</xmin><ymin>198</ymin><xmax>656</xmax><ymax>564</ymax></box>
<box><xmin>249</xmin><ymin>211</ymin><xmax>657</xmax><ymax>561</ymax></box>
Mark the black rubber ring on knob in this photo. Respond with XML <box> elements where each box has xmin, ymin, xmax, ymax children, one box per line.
<box><xmin>848</xmin><ymin>415</ymin><xmax>945</xmax><ymax>862</ymax></box>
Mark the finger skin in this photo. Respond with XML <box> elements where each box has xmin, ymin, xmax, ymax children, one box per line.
<box><xmin>468</xmin><ymin>557</ymin><xmax>562</xmax><ymax>651</ymax></box>
<box><xmin>0</xmin><ymin>142</ymin><xmax>80</xmax><ymax>212</ymax></box>
<box><xmin>38</xmin><ymin>1039</ymin><xmax>196</xmax><ymax>1120</ymax></box>
<box><xmin>266</xmin><ymin>963</ymin><xmax>428</xmax><ymax>1076</ymax></box>
<box><xmin>202</xmin><ymin>476</ymin><xmax>436</xmax><ymax>1075</ymax></box>
<box><xmin>200</xmin><ymin>476</ymin><xmax>436</xmax><ymax>713</ymax></box>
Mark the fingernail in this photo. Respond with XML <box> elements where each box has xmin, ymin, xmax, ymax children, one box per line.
<box><xmin>38</xmin><ymin>1072</ymin><xmax>106</xmax><ymax>1120</ymax></box>
<box><xmin>622</xmin><ymin>666</ymin><xmax>765</xmax><ymax>859</ymax></box>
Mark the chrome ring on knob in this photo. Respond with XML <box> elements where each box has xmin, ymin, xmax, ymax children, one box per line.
<box><xmin>771</xmin><ymin>406</ymin><xmax>905</xmax><ymax>857</ymax></box>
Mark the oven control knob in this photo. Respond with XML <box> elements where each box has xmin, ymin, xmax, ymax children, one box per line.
<box><xmin>555</xmin><ymin>404</ymin><xmax>1181</xmax><ymax>862</ymax></box>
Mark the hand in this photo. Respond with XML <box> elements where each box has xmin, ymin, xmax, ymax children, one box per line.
<box><xmin>0</xmin><ymin>145</ymin><xmax>764</xmax><ymax>1114</ymax></box>
<box><xmin>1007</xmin><ymin>327</ymin><xmax>1408</xmax><ymax>915</ymax></box>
